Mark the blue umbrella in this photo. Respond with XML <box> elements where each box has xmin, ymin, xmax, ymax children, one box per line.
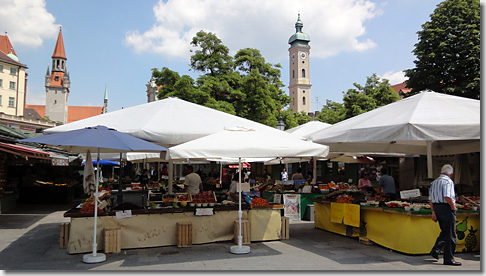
<box><xmin>82</xmin><ymin>160</ymin><xmax>120</xmax><ymax>166</ymax></box>
<box><xmin>18</xmin><ymin>125</ymin><xmax>167</xmax><ymax>264</ymax></box>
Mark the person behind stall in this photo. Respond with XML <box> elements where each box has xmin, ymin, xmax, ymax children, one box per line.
<box><xmin>292</xmin><ymin>168</ymin><xmax>305</xmax><ymax>190</ymax></box>
<box><xmin>264</xmin><ymin>169</ymin><xmax>272</xmax><ymax>181</ymax></box>
<box><xmin>226</xmin><ymin>173</ymin><xmax>239</xmax><ymax>202</ymax></box>
<box><xmin>358</xmin><ymin>171</ymin><xmax>373</xmax><ymax>193</ymax></box>
<box><xmin>183</xmin><ymin>165</ymin><xmax>202</xmax><ymax>194</ymax></box>
<box><xmin>161</xmin><ymin>165</ymin><xmax>168</xmax><ymax>176</ymax></box>
<box><xmin>243</xmin><ymin>169</ymin><xmax>250</xmax><ymax>183</ymax></box>
<box><xmin>306</xmin><ymin>170</ymin><xmax>313</xmax><ymax>184</ymax></box>
<box><xmin>139</xmin><ymin>169</ymin><xmax>150</xmax><ymax>207</ymax></box>
<box><xmin>281</xmin><ymin>168</ymin><xmax>288</xmax><ymax>181</ymax></box>
<box><xmin>378</xmin><ymin>167</ymin><xmax>396</xmax><ymax>200</ymax></box>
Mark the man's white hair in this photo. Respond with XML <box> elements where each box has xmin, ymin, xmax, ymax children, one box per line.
<box><xmin>441</xmin><ymin>164</ymin><xmax>454</xmax><ymax>175</ymax></box>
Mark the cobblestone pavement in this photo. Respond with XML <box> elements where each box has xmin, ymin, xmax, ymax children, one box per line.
<box><xmin>0</xmin><ymin>202</ymin><xmax>481</xmax><ymax>273</ymax></box>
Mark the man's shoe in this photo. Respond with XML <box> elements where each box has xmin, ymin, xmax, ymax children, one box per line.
<box><xmin>430</xmin><ymin>251</ymin><xmax>439</xmax><ymax>260</ymax></box>
<box><xmin>444</xmin><ymin>261</ymin><xmax>462</xmax><ymax>266</ymax></box>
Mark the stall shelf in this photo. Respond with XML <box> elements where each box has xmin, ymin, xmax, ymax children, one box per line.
<box><xmin>64</xmin><ymin>205</ymin><xmax>284</xmax><ymax>254</ymax></box>
<box><xmin>314</xmin><ymin>201</ymin><xmax>480</xmax><ymax>254</ymax></box>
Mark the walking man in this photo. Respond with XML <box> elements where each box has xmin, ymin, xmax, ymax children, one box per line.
<box><xmin>429</xmin><ymin>164</ymin><xmax>461</xmax><ymax>266</ymax></box>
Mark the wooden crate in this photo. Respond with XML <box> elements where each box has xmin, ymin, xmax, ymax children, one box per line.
<box><xmin>104</xmin><ymin>228</ymin><xmax>121</xmax><ymax>254</ymax></box>
<box><xmin>359</xmin><ymin>237</ymin><xmax>374</xmax><ymax>245</ymax></box>
<box><xmin>233</xmin><ymin>220</ymin><xmax>251</xmax><ymax>245</ymax></box>
<box><xmin>177</xmin><ymin>222</ymin><xmax>193</xmax><ymax>248</ymax></box>
<box><xmin>281</xmin><ymin>217</ymin><xmax>289</xmax><ymax>239</ymax></box>
<box><xmin>59</xmin><ymin>222</ymin><xmax>70</xmax><ymax>249</ymax></box>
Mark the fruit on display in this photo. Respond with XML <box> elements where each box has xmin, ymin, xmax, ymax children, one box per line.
<box><xmin>251</xmin><ymin>197</ymin><xmax>269</xmax><ymax>207</ymax></box>
<box><xmin>191</xmin><ymin>191</ymin><xmax>216</xmax><ymax>203</ymax></box>
<box><xmin>336</xmin><ymin>195</ymin><xmax>354</xmax><ymax>203</ymax></box>
<box><xmin>181</xmin><ymin>201</ymin><xmax>188</xmax><ymax>207</ymax></box>
<box><xmin>79</xmin><ymin>202</ymin><xmax>104</xmax><ymax>213</ymax></box>
<box><xmin>175</xmin><ymin>193</ymin><xmax>191</xmax><ymax>202</ymax></box>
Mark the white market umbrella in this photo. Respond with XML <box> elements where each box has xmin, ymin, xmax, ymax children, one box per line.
<box><xmin>286</xmin><ymin>121</ymin><xmax>332</xmax><ymax>140</ymax></box>
<box><xmin>169</xmin><ymin>126</ymin><xmax>329</xmax><ymax>254</ymax></box>
<box><xmin>20</xmin><ymin>126</ymin><xmax>167</xmax><ymax>264</ymax></box>
<box><xmin>308</xmin><ymin>91</ymin><xmax>480</xmax><ymax>177</ymax></box>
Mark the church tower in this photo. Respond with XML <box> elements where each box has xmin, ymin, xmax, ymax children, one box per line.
<box><xmin>45</xmin><ymin>26</ymin><xmax>70</xmax><ymax>124</ymax></box>
<box><xmin>288</xmin><ymin>14</ymin><xmax>311</xmax><ymax>113</ymax></box>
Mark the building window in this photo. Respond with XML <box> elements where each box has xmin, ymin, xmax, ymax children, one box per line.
<box><xmin>8</xmin><ymin>97</ymin><xmax>15</xmax><ymax>107</ymax></box>
<box><xmin>54</xmin><ymin>100</ymin><xmax>57</xmax><ymax>104</ymax></box>
<box><xmin>303</xmin><ymin>90</ymin><xmax>305</xmax><ymax>93</ymax></box>
<box><xmin>0</xmin><ymin>79</ymin><xmax>2</xmax><ymax>87</ymax></box>
<box><xmin>0</xmin><ymin>65</ymin><xmax>3</xmax><ymax>72</ymax></box>
<box><xmin>0</xmin><ymin>95</ymin><xmax>2</xmax><ymax>105</ymax></box>
<box><xmin>302</xmin><ymin>69</ymin><xmax>305</xmax><ymax>78</ymax></box>
<box><xmin>9</xmin><ymin>81</ymin><xmax>15</xmax><ymax>90</ymax></box>
<box><xmin>292</xmin><ymin>70</ymin><xmax>295</xmax><ymax>78</ymax></box>
<box><xmin>57</xmin><ymin>60</ymin><xmax>60</xmax><ymax>69</ymax></box>
<box><xmin>303</xmin><ymin>96</ymin><xmax>306</xmax><ymax>105</ymax></box>
<box><xmin>62</xmin><ymin>60</ymin><xmax>64</xmax><ymax>69</ymax></box>
<box><xmin>10</xmin><ymin>68</ymin><xmax>16</xmax><ymax>75</ymax></box>
<box><xmin>55</xmin><ymin>76</ymin><xmax>59</xmax><ymax>82</ymax></box>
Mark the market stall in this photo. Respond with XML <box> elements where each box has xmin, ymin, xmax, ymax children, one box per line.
<box><xmin>313</xmin><ymin>192</ymin><xmax>480</xmax><ymax>254</ymax></box>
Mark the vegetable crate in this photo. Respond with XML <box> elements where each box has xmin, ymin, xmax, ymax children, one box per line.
<box><xmin>177</xmin><ymin>222</ymin><xmax>193</xmax><ymax>248</ymax></box>
<box><xmin>59</xmin><ymin>222</ymin><xmax>70</xmax><ymax>249</ymax></box>
<box><xmin>234</xmin><ymin>220</ymin><xmax>251</xmax><ymax>245</ymax></box>
<box><xmin>104</xmin><ymin>228</ymin><xmax>121</xmax><ymax>254</ymax></box>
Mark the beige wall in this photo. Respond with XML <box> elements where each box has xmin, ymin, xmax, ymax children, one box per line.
<box><xmin>0</xmin><ymin>62</ymin><xmax>26</xmax><ymax>117</ymax></box>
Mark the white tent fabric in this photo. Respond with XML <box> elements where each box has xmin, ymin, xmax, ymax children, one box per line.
<box><xmin>286</xmin><ymin>121</ymin><xmax>332</xmax><ymax>140</ymax></box>
<box><xmin>169</xmin><ymin>127</ymin><xmax>329</xmax><ymax>161</ymax></box>
<box><xmin>308</xmin><ymin>91</ymin><xmax>480</xmax><ymax>156</ymax></box>
<box><xmin>44</xmin><ymin>97</ymin><xmax>285</xmax><ymax>148</ymax></box>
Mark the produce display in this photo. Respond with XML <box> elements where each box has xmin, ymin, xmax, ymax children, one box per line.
<box><xmin>78</xmin><ymin>192</ymin><xmax>111</xmax><ymax>213</ymax></box>
<box><xmin>251</xmin><ymin>197</ymin><xmax>269</xmax><ymax>207</ymax></box>
<box><xmin>191</xmin><ymin>191</ymin><xmax>216</xmax><ymax>203</ymax></box>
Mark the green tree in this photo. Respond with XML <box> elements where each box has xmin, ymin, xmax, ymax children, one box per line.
<box><xmin>404</xmin><ymin>0</ymin><xmax>480</xmax><ymax>99</ymax></box>
<box><xmin>151</xmin><ymin>67</ymin><xmax>180</xmax><ymax>99</ymax></box>
<box><xmin>317</xmin><ymin>100</ymin><xmax>345</xmax><ymax>124</ymax></box>
<box><xmin>342</xmin><ymin>74</ymin><xmax>398</xmax><ymax>119</ymax></box>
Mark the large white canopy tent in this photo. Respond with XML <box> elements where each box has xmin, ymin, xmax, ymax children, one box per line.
<box><xmin>286</xmin><ymin>120</ymin><xmax>332</xmax><ymax>140</ymax></box>
<box><xmin>169</xmin><ymin>126</ymin><xmax>329</xmax><ymax>254</ymax></box>
<box><xmin>308</xmin><ymin>91</ymin><xmax>480</xmax><ymax>178</ymax></box>
<box><xmin>43</xmin><ymin>97</ymin><xmax>292</xmax><ymax>193</ymax></box>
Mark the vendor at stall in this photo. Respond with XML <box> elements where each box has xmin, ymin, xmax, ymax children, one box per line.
<box><xmin>226</xmin><ymin>173</ymin><xmax>239</xmax><ymax>202</ymax></box>
<box><xmin>183</xmin><ymin>165</ymin><xmax>203</xmax><ymax>194</ymax></box>
<box><xmin>358</xmin><ymin>171</ymin><xmax>373</xmax><ymax>193</ymax></box>
<box><xmin>378</xmin><ymin>167</ymin><xmax>396</xmax><ymax>200</ymax></box>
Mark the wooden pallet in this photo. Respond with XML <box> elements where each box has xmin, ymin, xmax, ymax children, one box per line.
<box><xmin>177</xmin><ymin>222</ymin><xmax>193</xmax><ymax>248</ymax></box>
<box><xmin>104</xmin><ymin>228</ymin><xmax>121</xmax><ymax>253</ymax></box>
<box><xmin>234</xmin><ymin>220</ymin><xmax>251</xmax><ymax>245</ymax></box>
<box><xmin>281</xmin><ymin>217</ymin><xmax>289</xmax><ymax>239</ymax></box>
<box><xmin>359</xmin><ymin>236</ymin><xmax>374</xmax><ymax>245</ymax></box>
<box><xmin>59</xmin><ymin>222</ymin><xmax>70</xmax><ymax>249</ymax></box>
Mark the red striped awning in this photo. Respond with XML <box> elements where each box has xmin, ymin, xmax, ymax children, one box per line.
<box><xmin>0</xmin><ymin>142</ymin><xmax>51</xmax><ymax>160</ymax></box>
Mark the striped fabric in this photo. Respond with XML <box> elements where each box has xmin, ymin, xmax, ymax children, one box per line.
<box><xmin>428</xmin><ymin>175</ymin><xmax>456</xmax><ymax>204</ymax></box>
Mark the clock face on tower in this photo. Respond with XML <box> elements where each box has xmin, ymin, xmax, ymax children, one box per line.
<box><xmin>300</xmin><ymin>52</ymin><xmax>307</xmax><ymax>59</ymax></box>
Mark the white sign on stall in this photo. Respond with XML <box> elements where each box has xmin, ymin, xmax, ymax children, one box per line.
<box><xmin>284</xmin><ymin>194</ymin><xmax>301</xmax><ymax>221</ymax></box>
<box><xmin>116</xmin><ymin>210</ymin><xmax>132</xmax><ymax>220</ymax></box>
<box><xmin>238</xmin><ymin>182</ymin><xmax>251</xmax><ymax>193</ymax></box>
<box><xmin>274</xmin><ymin>193</ymin><xmax>282</xmax><ymax>204</ymax></box>
<box><xmin>400</xmin><ymin>189</ymin><xmax>421</xmax><ymax>199</ymax></box>
<box><xmin>195</xmin><ymin>208</ymin><xmax>214</xmax><ymax>216</ymax></box>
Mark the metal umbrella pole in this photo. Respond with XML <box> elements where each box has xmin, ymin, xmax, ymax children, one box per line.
<box><xmin>83</xmin><ymin>147</ymin><xmax>107</xmax><ymax>263</ymax></box>
<box><xmin>230</xmin><ymin>157</ymin><xmax>250</xmax><ymax>254</ymax></box>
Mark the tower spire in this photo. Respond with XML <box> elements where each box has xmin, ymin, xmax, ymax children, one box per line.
<box><xmin>52</xmin><ymin>25</ymin><xmax>66</xmax><ymax>59</ymax></box>
<box><xmin>103</xmin><ymin>84</ymin><xmax>108</xmax><ymax>114</ymax></box>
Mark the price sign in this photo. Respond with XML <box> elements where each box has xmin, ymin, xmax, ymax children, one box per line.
<box><xmin>195</xmin><ymin>208</ymin><xmax>214</xmax><ymax>216</ymax></box>
<box><xmin>400</xmin><ymin>189</ymin><xmax>421</xmax><ymax>199</ymax></box>
<box><xmin>115</xmin><ymin>210</ymin><xmax>132</xmax><ymax>219</ymax></box>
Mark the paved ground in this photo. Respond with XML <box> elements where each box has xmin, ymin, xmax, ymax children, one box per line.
<box><xmin>0</xmin><ymin>201</ymin><xmax>481</xmax><ymax>273</ymax></box>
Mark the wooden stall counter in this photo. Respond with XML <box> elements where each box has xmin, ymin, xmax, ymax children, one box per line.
<box><xmin>64</xmin><ymin>204</ymin><xmax>284</xmax><ymax>254</ymax></box>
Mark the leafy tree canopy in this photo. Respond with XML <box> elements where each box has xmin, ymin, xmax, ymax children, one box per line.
<box><xmin>404</xmin><ymin>0</ymin><xmax>480</xmax><ymax>99</ymax></box>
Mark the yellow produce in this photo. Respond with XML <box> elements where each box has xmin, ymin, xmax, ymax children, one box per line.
<box><xmin>181</xmin><ymin>201</ymin><xmax>187</xmax><ymax>207</ymax></box>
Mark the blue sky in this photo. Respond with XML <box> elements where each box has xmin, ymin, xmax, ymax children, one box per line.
<box><xmin>3</xmin><ymin>0</ymin><xmax>443</xmax><ymax>113</ymax></box>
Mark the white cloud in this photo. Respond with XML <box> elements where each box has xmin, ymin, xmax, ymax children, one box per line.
<box><xmin>124</xmin><ymin>0</ymin><xmax>381</xmax><ymax>61</ymax></box>
<box><xmin>380</xmin><ymin>71</ymin><xmax>408</xmax><ymax>85</ymax></box>
<box><xmin>0</xmin><ymin>0</ymin><xmax>57</xmax><ymax>48</ymax></box>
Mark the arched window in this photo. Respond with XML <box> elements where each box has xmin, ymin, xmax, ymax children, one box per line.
<box><xmin>292</xmin><ymin>70</ymin><xmax>295</xmax><ymax>78</ymax></box>
<box><xmin>62</xmin><ymin>61</ymin><xmax>64</xmax><ymax>69</ymax></box>
<box><xmin>54</xmin><ymin>100</ymin><xmax>57</xmax><ymax>104</ymax></box>
<box><xmin>302</xmin><ymin>69</ymin><xmax>305</xmax><ymax>78</ymax></box>
<box><xmin>56</xmin><ymin>60</ymin><xmax>60</xmax><ymax>68</ymax></box>
<box><xmin>303</xmin><ymin>96</ymin><xmax>306</xmax><ymax>105</ymax></box>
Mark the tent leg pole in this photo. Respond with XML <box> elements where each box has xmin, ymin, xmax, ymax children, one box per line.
<box><xmin>427</xmin><ymin>141</ymin><xmax>433</xmax><ymax>179</ymax></box>
<box><xmin>168</xmin><ymin>159</ymin><xmax>174</xmax><ymax>194</ymax></box>
<box><xmin>230</xmin><ymin>158</ymin><xmax>250</xmax><ymax>254</ymax></box>
<box><xmin>117</xmin><ymin>153</ymin><xmax>123</xmax><ymax>205</ymax></box>
<box><xmin>312</xmin><ymin>158</ymin><xmax>317</xmax><ymax>185</ymax></box>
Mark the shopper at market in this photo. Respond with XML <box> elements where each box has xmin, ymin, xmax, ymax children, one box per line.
<box><xmin>161</xmin><ymin>165</ymin><xmax>168</xmax><ymax>176</ymax></box>
<box><xmin>378</xmin><ymin>168</ymin><xmax>396</xmax><ymax>200</ymax></box>
<box><xmin>183</xmin><ymin>165</ymin><xmax>203</xmax><ymax>194</ymax></box>
<box><xmin>281</xmin><ymin>168</ymin><xmax>288</xmax><ymax>181</ymax></box>
<box><xmin>429</xmin><ymin>164</ymin><xmax>461</xmax><ymax>266</ymax></box>
<box><xmin>358</xmin><ymin>171</ymin><xmax>373</xmax><ymax>193</ymax></box>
